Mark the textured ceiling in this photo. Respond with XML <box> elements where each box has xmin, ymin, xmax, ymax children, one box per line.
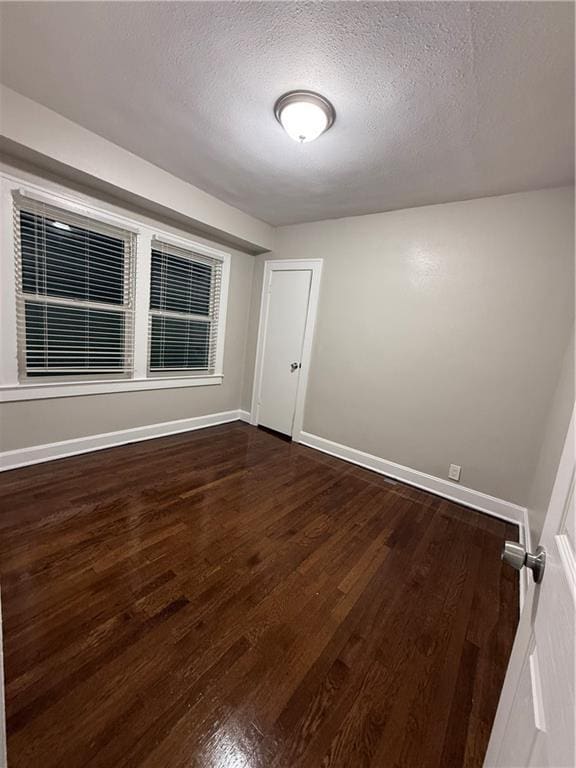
<box><xmin>0</xmin><ymin>1</ymin><xmax>573</xmax><ymax>226</ymax></box>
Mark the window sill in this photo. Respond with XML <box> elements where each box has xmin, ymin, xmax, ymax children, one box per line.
<box><xmin>0</xmin><ymin>375</ymin><xmax>224</xmax><ymax>402</ymax></box>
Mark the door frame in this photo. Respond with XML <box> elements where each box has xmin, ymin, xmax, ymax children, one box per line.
<box><xmin>250</xmin><ymin>259</ymin><xmax>323</xmax><ymax>439</ymax></box>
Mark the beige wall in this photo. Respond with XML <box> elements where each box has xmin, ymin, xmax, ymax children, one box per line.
<box><xmin>0</xmin><ymin>170</ymin><xmax>256</xmax><ymax>452</ymax></box>
<box><xmin>2</xmin><ymin>168</ymin><xmax>573</xmax><ymax>511</ymax></box>
<box><xmin>526</xmin><ymin>332</ymin><xmax>574</xmax><ymax>544</ymax></box>
<box><xmin>243</xmin><ymin>187</ymin><xmax>574</xmax><ymax>507</ymax></box>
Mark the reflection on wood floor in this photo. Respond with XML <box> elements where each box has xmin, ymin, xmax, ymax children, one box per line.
<box><xmin>0</xmin><ymin>422</ymin><xmax>518</xmax><ymax>767</ymax></box>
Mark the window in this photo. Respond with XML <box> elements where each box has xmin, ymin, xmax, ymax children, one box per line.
<box><xmin>149</xmin><ymin>239</ymin><xmax>222</xmax><ymax>374</ymax></box>
<box><xmin>14</xmin><ymin>193</ymin><xmax>135</xmax><ymax>380</ymax></box>
<box><xmin>1</xmin><ymin>176</ymin><xmax>230</xmax><ymax>401</ymax></box>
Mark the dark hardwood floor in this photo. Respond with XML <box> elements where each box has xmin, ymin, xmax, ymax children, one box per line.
<box><xmin>0</xmin><ymin>422</ymin><xmax>518</xmax><ymax>768</ymax></box>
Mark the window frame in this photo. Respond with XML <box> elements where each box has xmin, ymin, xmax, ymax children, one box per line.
<box><xmin>147</xmin><ymin>238</ymin><xmax>223</xmax><ymax>377</ymax></box>
<box><xmin>0</xmin><ymin>172</ymin><xmax>230</xmax><ymax>402</ymax></box>
<box><xmin>15</xmin><ymin>196</ymin><xmax>137</xmax><ymax>383</ymax></box>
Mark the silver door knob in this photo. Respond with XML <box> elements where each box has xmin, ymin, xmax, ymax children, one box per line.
<box><xmin>290</xmin><ymin>362</ymin><xmax>300</xmax><ymax>372</ymax></box>
<box><xmin>502</xmin><ymin>541</ymin><xmax>546</xmax><ymax>584</ymax></box>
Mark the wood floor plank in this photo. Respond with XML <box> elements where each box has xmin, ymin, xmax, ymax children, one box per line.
<box><xmin>0</xmin><ymin>422</ymin><xmax>518</xmax><ymax>767</ymax></box>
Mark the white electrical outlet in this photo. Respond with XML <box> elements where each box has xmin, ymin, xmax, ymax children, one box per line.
<box><xmin>448</xmin><ymin>464</ymin><xmax>462</xmax><ymax>482</ymax></box>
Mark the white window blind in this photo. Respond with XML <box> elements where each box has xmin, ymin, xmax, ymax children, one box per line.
<box><xmin>13</xmin><ymin>193</ymin><xmax>136</xmax><ymax>380</ymax></box>
<box><xmin>149</xmin><ymin>239</ymin><xmax>222</xmax><ymax>374</ymax></box>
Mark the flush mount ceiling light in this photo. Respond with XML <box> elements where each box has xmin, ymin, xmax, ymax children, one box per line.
<box><xmin>274</xmin><ymin>90</ymin><xmax>335</xmax><ymax>143</ymax></box>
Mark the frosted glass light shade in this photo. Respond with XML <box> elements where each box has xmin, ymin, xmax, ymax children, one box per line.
<box><xmin>275</xmin><ymin>91</ymin><xmax>335</xmax><ymax>143</ymax></box>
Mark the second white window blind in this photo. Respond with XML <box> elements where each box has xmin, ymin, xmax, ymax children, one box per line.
<box><xmin>148</xmin><ymin>240</ymin><xmax>222</xmax><ymax>374</ymax></box>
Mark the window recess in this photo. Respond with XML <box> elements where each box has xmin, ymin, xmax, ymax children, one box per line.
<box><xmin>148</xmin><ymin>238</ymin><xmax>223</xmax><ymax>375</ymax></box>
<box><xmin>13</xmin><ymin>192</ymin><xmax>136</xmax><ymax>381</ymax></box>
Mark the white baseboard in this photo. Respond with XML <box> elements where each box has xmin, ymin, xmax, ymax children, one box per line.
<box><xmin>297</xmin><ymin>430</ymin><xmax>526</xmax><ymax>527</ymax></box>
<box><xmin>0</xmin><ymin>409</ymin><xmax>246</xmax><ymax>471</ymax></box>
<box><xmin>238</xmin><ymin>409</ymin><xmax>251</xmax><ymax>423</ymax></box>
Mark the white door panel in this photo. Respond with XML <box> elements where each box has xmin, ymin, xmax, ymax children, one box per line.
<box><xmin>485</xmin><ymin>409</ymin><xmax>575</xmax><ymax>768</ymax></box>
<box><xmin>258</xmin><ymin>269</ymin><xmax>311</xmax><ymax>436</ymax></box>
<box><xmin>497</xmin><ymin>648</ymin><xmax>539</xmax><ymax>768</ymax></box>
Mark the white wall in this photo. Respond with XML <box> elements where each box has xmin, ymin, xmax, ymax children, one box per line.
<box><xmin>244</xmin><ymin>187</ymin><xmax>574</xmax><ymax>507</ymax></box>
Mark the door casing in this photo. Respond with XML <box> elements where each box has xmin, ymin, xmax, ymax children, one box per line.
<box><xmin>250</xmin><ymin>259</ymin><xmax>323</xmax><ymax>439</ymax></box>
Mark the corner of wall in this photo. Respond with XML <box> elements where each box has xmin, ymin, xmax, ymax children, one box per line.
<box><xmin>525</xmin><ymin>329</ymin><xmax>575</xmax><ymax>544</ymax></box>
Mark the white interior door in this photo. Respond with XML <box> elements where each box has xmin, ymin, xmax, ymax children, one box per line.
<box><xmin>485</xmin><ymin>407</ymin><xmax>575</xmax><ymax>768</ymax></box>
<box><xmin>257</xmin><ymin>269</ymin><xmax>312</xmax><ymax>436</ymax></box>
